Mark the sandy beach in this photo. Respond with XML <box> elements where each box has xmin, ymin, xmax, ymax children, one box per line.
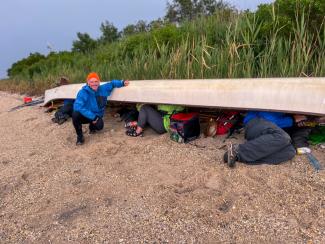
<box><xmin>0</xmin><ymin>91</ymin><xmax>324</xmax><ymax>243</ymax></box>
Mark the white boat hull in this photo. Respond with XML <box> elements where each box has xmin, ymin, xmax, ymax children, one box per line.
<box><xmin>43</xmin><ymin>78</ymin><xmax>325</xmax><ymax>115</ymax></box>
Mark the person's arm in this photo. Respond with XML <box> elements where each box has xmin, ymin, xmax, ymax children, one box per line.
<box><xmin>101</xmin><ymin>80</ymin><xmax>129</xmax><ymax>93</ymax></box>
<box><xmin>74</xmin><ymin>90</ymin><xmax>97</xmax><ymax>120</ymax></box>
<box><xmin>293</xmin><ymin>114</ymin><xmax>308</xmax><ymax>127</ymax></box>
<box><xmin>112</xmin><ymin>79</ymin><xmax>129</xmax><ymax>87</ymax></box>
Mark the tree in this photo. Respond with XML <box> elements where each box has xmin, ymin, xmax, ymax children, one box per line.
<box><xmin>7</xmin><ymin>52</ymin><xmax>46</xmax><ymax>77</ymax></box>
<box><xmin>148</xmin><ymin>18</ymin><xmax>165</xmax><ymax>31</ymax></box>
<box><xmin>122</xmin><ymin>24</ymin><xmax>138</xmax><ymax>37</ymax></box>
<box><xmin>72</xmin><ymin>32</ymin><xmax>97</xmax><ymax>53</ymax></box>
<box><xmin>165</xmin><ymin>0</ymin><xmax>194</xmax><ymax>23</ymax></box>
<box><xmin>255</xmin><ymin>0</ymin><xmax>325</xmax><ymax>37</ymax></box>
<box><xmin>121</xmin><ymin>20</ymin><xmax>149</xmax><ymax>37</ymax></box>
<box><xmin>198</xmin><ymin>0</ymin><xmax>229</xmax><ymax>15</ymax></box>
<box><xmin>99</xmin><ymin>21</ymin><xmax>120</xmax><ymax>43</ymax></box>
<box><xmin>165</xmin><ymin>0</ymin><xmax>231</xmax><ymax>23</ymax></box>
<box><xmin>135</xmin><ymin>20</ymin><xmax>148</xmax><ymax>33</ymax></box>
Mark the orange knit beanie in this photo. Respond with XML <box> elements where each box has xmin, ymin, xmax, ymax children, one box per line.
<box><xmin>86</xmin><ymin>72</ymin><xmax>100</xmax><ymax>82</ymax></box>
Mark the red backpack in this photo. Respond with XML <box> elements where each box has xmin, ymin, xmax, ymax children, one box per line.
<box><xmin>215</xmin><ymin>111</ymin><xmax>240</xmax><ymax>135</ymax></box>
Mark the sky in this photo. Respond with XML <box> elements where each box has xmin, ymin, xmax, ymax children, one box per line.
<box><xmin>0</xmin><ymin>0</ymin><xmax>273</xmax><ymax>79</ymax></box>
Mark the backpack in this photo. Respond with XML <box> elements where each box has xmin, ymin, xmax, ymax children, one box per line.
<box><xmin>215</xmin><ymin>111</ymin><xmax>240</xmax><ymax>135</ymax></box>
<box><xmin>116</xmin><ymin>107</ymin><xmax>139</xmax><ymax>123</ymax></box>
<box><xmin>169</xmin><ymin>112</ymin><xmax>200</xmax><ymax>143</ymax></box>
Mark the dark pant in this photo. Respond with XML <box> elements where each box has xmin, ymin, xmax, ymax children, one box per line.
<box><xmin>72</xmin><ymin>111</ymin><xmax>104</xmax><ymax>137</ymax></box>
<box><xmin>137</xmin><ymin>105</ymin><xmax>166</xmax><ymax>134</ymax></box>
<box><xmin>285</xmin><ymin>126</ymin><xmax>311</xmax><ymax>149</ymax></box>
<box><xmin>237</xmin><ymin>118</ymin><xmax>296</xmax><ymax>164</ymax></box>
<box><xmin>54</xmin><ymin>103</ymin><xmax>73</xmax><ymax>120</ymax></box>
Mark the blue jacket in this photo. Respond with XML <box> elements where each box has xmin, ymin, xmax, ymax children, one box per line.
<box><xmin>63</xmin><ymin>99</ymin><xmax>74</xmax><ymax>106</ymax></box>
<box><xmin>73</xmin><ymin>80</ymin><xmax>124</xmax><ymax>120</ymax></box>
<box><xmin>244</xmin><ymin>111</ymin><xmax>293</xmax><ymax>128</ymax></box>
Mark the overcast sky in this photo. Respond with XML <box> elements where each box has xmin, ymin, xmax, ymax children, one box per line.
<box><xmin>0</xmin><ymin>0</ymin><xmax>273</xmax><ymax>79</ymax></box>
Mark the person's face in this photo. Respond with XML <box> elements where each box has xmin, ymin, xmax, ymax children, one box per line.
<box><xmin>87</xmin><ymin>79</ymin><xmax>100</xmax><ymax>91</ymax></box>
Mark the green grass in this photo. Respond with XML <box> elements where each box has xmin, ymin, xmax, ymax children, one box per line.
<box><xmin>1</xmin><ymin>10</ymin><xmax>324</xmax><ymax>95</ymax></box>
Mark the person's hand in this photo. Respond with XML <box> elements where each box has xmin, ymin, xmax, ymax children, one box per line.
<box><xmin>92</xmin><ymin>116</ymin><xmax>99</xmax><ymax>124</ymax></box>
<box><xmin>293</xmin><ymin>114</ymin><xmax>307</xmax><ymax>127</ymax></box>
<box><xmin>123</xmin><ymin>80</ymin><xmax>129</xmax><ymax>86</ymax></box>
<box><xmin>293</xmin><ymin>114</ymin><xmax>307</xmax><ymax>123</ymax></box>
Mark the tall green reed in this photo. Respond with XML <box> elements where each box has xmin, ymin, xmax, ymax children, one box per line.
<box><xmin>2</xmin><ymin>9</ymin><xmax>324</xmax><ymax>95</ymax></box>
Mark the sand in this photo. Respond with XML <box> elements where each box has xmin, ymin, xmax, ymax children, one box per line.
<box><xmin>0</xmin><ymin>91</ymin><xmax>324</xmax><ymax>243</ymax></box>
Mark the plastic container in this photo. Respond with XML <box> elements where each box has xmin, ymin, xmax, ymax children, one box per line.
<box><xmin>23</xmin><ymin>97</ymin><xmax>32</xmax><ymax>104</ymax></box>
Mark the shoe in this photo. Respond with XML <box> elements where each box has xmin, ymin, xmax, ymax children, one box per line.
<box><xmin>125</xmin><ymin>127</ymin><xmax>143</xmax><ymax>137</ymax></box>
<box><xmin>76</xmin><ymin>135</ymin><xmax>85</xmax><ymax>145</ymax></box>
<box><xmin>124</xmin><ymin>121</ymin><xmax>137</xmax><ymax>129</ymax></box>
<box><xmin>296</xmin><ymin>147</ymin><xmax>311</xmax><ymax>154</ymax></box>
<box><xmin>89</xmin><ymin>129</ymin><xmax>97</xmax><ymax>134</ymax></box>
<box><xmin>57</xmin><ymin>118</ymin><xmax>67</xmax><ymax>125</ymax></box>
<box><xmin>223</xmin><ymin>151</ymin><xmax>228</xmax><ymax>163</ymax></box>
<box><xmin>224</xmin><ymin>143</ymin><xmax>237</xmax><ymax>168</ymax></box>
<box><xmin>51</xmin><ymin>117</ymin><xmax>59</xmax><ymax>123</ymax></box>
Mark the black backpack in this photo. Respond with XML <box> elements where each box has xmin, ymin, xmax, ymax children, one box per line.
<box><xmin>169</xmin><ymin>112</ymin><xmax>200</xmax><ymax>143</ymax></box>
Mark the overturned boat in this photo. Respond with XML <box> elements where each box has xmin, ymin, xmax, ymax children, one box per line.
<box><xmin>44</xmin><ymin>77</ymin><xmax>325</xmax><ymax>115</ymax></box>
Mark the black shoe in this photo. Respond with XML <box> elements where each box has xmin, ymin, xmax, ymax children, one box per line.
<box><xmin>52</xmin><ymin>117</ymin><xmax>59</xmax><ymax>123</ymax></box>
<box><xmin>124</xmin><ymin>121</ymin><xmax>137</xmax><ymax>129</ymax></box>
<box><xmin>223</xmin><ymin>151</ymin><xmax>228</xmax><ymax>163</ymax></box>
<box><xmin>57</xmin><ymin>118</ymin><xmax>67</xmax><ymax>125</ymax></box>
<box><xmin>76</xmin><ymin>135</ymin><xmax>85</xmax><ymax>145</ymax></box>
<box><xmin>125</xmin><ymin>127</ymin><xmax>143</xmax><ymax>137</ymax></box>
<box><xmin>225</xmin><ymin>143</ymin><xmax>237</xmax><ymax>168</ymax></box>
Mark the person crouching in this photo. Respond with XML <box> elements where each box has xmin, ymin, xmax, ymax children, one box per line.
<box><xmin>72</xmin><ymin>72</ymin><xmax>129</xmax><ymax>145</ymax></box>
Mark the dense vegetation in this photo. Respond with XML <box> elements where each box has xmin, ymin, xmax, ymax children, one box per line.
<box><xmin>1</xmin><ymin>0</ymin><xmax>324</xmax><ymax>95</ymax></box>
